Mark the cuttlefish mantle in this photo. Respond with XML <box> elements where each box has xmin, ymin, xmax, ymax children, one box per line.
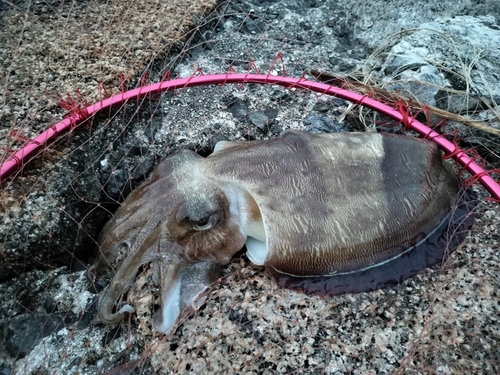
<box><xmin>88</xmin><ymin>130</ymin><xmax>475</xmax><ymax>334</ymax></box>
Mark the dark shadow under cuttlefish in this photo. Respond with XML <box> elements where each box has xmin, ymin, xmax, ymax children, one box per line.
<box><xmin>87</xmin><ymin>130</ymin><xmax>476</xmax><ymax>333</ymax></box>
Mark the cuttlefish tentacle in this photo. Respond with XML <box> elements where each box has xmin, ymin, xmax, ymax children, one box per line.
<box><xmin>90</xmin><ymin>130</ymin><xmax>476</xmax><ymax>334</ymax></box>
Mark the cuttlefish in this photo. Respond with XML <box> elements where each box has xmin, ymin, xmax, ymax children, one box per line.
<box><xmin>88</xmin><ymin>130</ymin><xmax>475</xmax><ymax>333</ymax></box>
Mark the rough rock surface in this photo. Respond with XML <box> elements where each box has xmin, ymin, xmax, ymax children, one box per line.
<box><xmin>0</xmin><ymin>0</ymin><xmax>499</xmax><ymax>374</ymax></box>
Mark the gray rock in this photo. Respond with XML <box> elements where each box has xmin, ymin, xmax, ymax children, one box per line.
<box><xmin>228</xmin><ymin>99</ymin><xmax>249</xmax><ymax>119</ymax></box>
<box><xmin>351</xmin><ymin>2</ymin><xmax>500</xmax><ymax>49</ymax></box>
<box><xmin>249</xmin><ymin>111</ymin><xmax>269</xmax><ymax>131</ymax></box>
<box><xmin>131</xmin><ymin>154</ymin><xmax>157</xmax><ymax>182</ymax></box>
<box><xmin>144</xmin><ymin>117</ymin><xmax>162</xmax><ymax>141</ymax></box>
<box><xmin>126</xmin><ymin>144</ymin><xmax>149</xmax><ymax>156</ymax></box>
<box><xmin>4</xmin><ymin>313</ymin><xmax>77</xmax><ymax>358</ymax></box>
<box><xmin>381</xmin><ymin>16</ymin><xmax>500</xmax><ymax>100</ymax></box>
<box><xmin>383</xmin><ymin>65</ymin><xmax>445</xmax><ymax>107</ymax></box>
<box><xmin>434</xmin><ymin>90</ymin><xmax>486</xmax><ymax>114</ymax></box>
<box><xmin>264</xmin><ymin>108</ymin><xmax>278</xmax><ymax>121</ymax></box>
<box><xmin>304</xmin><ymin>114</ymin><xmax>348</xmax><ymax>133</ymax></box>
<box><xmin>105</xmin><ymin>168</ymin><xmax>130</xmax><ymax>200</ymax></box>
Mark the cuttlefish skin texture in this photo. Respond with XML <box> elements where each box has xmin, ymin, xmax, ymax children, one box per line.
<box><xmin>89</xmin><ymin>130</ymin><xmax>475</xmax><ymax>333</ymax></box>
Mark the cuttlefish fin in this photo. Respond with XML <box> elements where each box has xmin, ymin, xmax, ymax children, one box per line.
<box><xmin>214</xmin><ymin>140</ymin><xmax>239</xmax><ymax>153</ymax></box>
<box><xmin>267</xmin><ymin>187</ymin><xmax>477</xmax><ymax>296</ymax></box>
<box><xmin>213</xmin><ymin>139</ymin><xmax>267</xmax><ymax>154</ymax></box>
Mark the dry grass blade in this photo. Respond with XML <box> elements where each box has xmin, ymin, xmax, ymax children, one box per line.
<box><xmin>311</xmin><ymin>70</ymin><xmax>500</xmax><ymax>137</ymax></box>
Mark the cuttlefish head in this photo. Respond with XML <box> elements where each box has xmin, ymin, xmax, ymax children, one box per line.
<box><xmin>88</xmin><ymin>150</ymin><xmax>246</xmax><ymax>333</ymax></box>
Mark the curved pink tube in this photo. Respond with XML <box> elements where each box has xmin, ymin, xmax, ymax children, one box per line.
<box><xmin>1</xmin><ymin>74</ymin><xmax>499</xmax><ymax>200</ymax></box>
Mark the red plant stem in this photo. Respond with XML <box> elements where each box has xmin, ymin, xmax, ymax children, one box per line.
<box><xmin>1</xmin><ymin>74</ymin><xmax>499</xmax><ymax>201</ymax></box>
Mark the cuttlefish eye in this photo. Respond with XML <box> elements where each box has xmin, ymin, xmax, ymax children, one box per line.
<box><xmin>192</xmin><ymin>214</ymin><xmax>220</xmax><ymax>231</ymax></box>
<box><xmin>174</xmin><ymin>200</ymin><xmax>224</xmax><ymax>232</ymax></box>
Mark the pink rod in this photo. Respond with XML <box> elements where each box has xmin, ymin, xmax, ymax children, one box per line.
<box><xmin>1</xmin><ymin>74</ymin><xmax>499</xmax><ymax>200</ymax></box>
